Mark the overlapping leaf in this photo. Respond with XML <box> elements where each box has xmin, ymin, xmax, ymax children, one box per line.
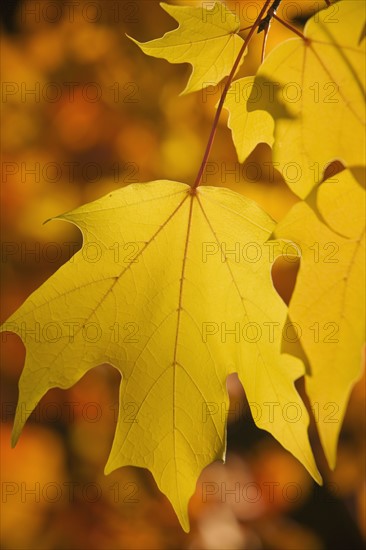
<box><xmin>1</xmin><ymin>181</ymin><xmax>321</xmax><ymax>531</ymax></box>
<box><xmin>224</xmin><ymin>76</ymin><xmax>274</xmax><ymax>163</ymax></box>
<box><xmin>226</xmin><ymin>0</ymin><xmax>366</xmax><ymax>198</ymax></box>
<box><xmin>129</xmin><ymin>2</ymin><xmax>244</xmax><ymax>94</ymax></box>
<box><xmin>275</xmin><ymin>170</ymin><xmax>365</xmax><ymax>467</ymax></box>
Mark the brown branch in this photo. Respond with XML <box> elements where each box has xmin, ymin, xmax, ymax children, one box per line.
<box><xmin>258</xmin><ymin>0</ymin><xmax>282</xmax><ymax>34</ymax></box>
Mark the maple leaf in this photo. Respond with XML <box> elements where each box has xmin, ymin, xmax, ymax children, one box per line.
<box><xmin>1</xmin><ymin>181</ymin><xmax>321</xmax><ymax>531</ymax></box>
<box><xmin>128</xmin><ymin>2</ymin><xmax>245</xmax><ymax>94</ymax></box>
<box><xmin>227</xmin><ymin>0</ymin><xmax>366</xmax><ymax>198</ymax></box>
<box><xmin>224</xmin><ymin>76</ymin><xmax>274</xmax><ymax>163</ymax></box>
<box><xmin>275</xmin><ymin>170</ymin><xmax>365</xmax><ymax>468</ymax></box>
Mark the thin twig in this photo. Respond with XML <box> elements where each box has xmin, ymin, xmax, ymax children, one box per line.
<box><xmin>193</xmin><ymin>0</ymin><xmax>273</xmax><ymax>189</ymax></box>
<box><xmin>239</xmin><ymin>25</ymin><xmax>254</xmax><ymax>32</ymax></box>
<box><xmin>258</xmin><ymin>0</ymin><xmax>282</xmax><ymax>34</ymax></box>
<box><xmin>261</xmin><ymin>26</ymin><xmax>270</xmax><ymax>63</ymax></box>
<box><xmin>258</xmin><ymin>0</ymin><xmax>283</xmax><ymax>62</ymax></box>
<box><xmin>273</xmin><ymin>14</ymin><xmax>309</xmax><ymax>42</ymax></box>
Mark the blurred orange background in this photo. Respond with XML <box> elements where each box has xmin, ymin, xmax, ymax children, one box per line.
<box><xmin>1</xmin><ymin>1</ymin><xmax>365</xmax><ymax>548</ymax></box>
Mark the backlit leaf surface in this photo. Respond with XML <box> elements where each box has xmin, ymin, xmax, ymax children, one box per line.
<box><xmin>2</xmin><ymin>181</ymin><xmax>321</xmax><ymax>531</ymax></box>
<box><xmin>224</xmin><ymin>76</ymin><xmax>274</xmax><ymax>163</ymax></box>
<box><xmin>275</xmin><ymin>170</ymin><xmax>365</xmax><ymax>467</ymax></box>
<box><xmin>129</xmin><ymin>2</ymin><xmax>244</xmax><ymax>94</ymax></box>
<box><xmin>229</xmin><ymin>1</ymin><xmax>366</xmax><ymax>197</ymax></box>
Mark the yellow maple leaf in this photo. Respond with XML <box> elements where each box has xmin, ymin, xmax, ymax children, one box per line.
<box><xmin>275</xmin><ymin>170</ymin><xmax>365</xmax><ymax>468</ymax></box>
<box><xmin>231</xmin><ymin>0</ymin><xmax>365</xmax><ymax>198</ymax></box>
<box><xmin>1</xmin><ymin>181</ymin><xmax>321</xmax><ymax>531</ymax></box>
<box><xmin>128</xmin><ymin>2</ymin><xmax>245</xmax><ymax>95</ymax></box>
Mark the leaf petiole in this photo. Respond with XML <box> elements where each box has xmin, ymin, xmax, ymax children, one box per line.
<box><xmin>273</xmin><ymin>14</ymin><xmax>309</xmax><ymax>42</ymax></box>
<box><xmin>239</xmin><ymin>25</ymin><xmax>254</xmax><ymax>33</ymax></box>
<box><xmin>193</xmin><ymin>0</ymin><xmax>273</xmax><ymax>189</ymax></box>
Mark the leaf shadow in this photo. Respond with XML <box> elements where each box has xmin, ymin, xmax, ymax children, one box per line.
<box><xmin>281</xmin><ymin>315</ymin><xmax>312</xmax><ymax>377</ymax></box>
<box><xmin>246</xmin><ymin>74</ymin><xmax>295</xmax><ymax>121</ymax></box>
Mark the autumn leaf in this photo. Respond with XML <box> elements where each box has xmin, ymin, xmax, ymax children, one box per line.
<box><xmin>224</xmin><ymin>76</ymin><xmax>274</xmax><ymax>163</ymax></box>
<box><xmin>275</xmin><ymin>170</ymin><xmax>365</xmax><ymax>468</ymax></box>
<box><xmin>229</xmin><ymin>0</ymin><xmax>366</xmax><ymax>198</ymax></box>
<box><xmin>129</xmin><ymin>2</ymin><xmax>245</xmax><ymax>94</ymax></box>
<box><xmin>1</xmin><ymin>181</ymin><xmax>321</xmax><ymax>531</ymax></box>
